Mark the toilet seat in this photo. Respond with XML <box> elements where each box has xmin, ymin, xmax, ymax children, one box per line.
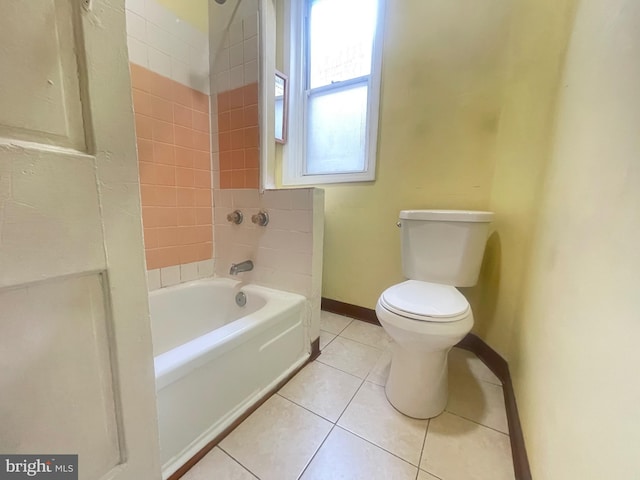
<box><xmin>380</xmin><ymin>280</ymin><xmax>469</xmax><ymax>323</ymax></box>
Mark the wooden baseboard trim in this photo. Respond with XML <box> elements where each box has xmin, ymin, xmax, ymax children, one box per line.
<box><xmin>168</xmin><ymin>340</ymin><xmax>317</xmax><ymax>480</ymax></box>
<box><xmin>457</xmin><ymin>333</ymin><xmax>531</xmax><ymax>480</ymax></box>
<box><xmin>321</xmin><ymin>297</ymin><xmax>380</xmax><ymax>325</ymax></box>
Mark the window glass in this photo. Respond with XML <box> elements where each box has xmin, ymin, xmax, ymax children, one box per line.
<box><xmin>306</xmin><ymin>84</ymin><xmax>368</xmax><ymax>174</ymax></box>
<box><xmin>308</xmin><ymin>0</ymin><xmax>378</xmax><ymax>89</ymax></box>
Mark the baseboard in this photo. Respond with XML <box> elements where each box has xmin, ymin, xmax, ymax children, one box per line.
<box><xmin>456</xmin><ymin>334</ymin><xmax>531</xmax><ymax>480</ymax></box>
<box><xmin>321</xmin><ymin>297</ymin><xmax>380</xmax><ymax>325</ymax></box>
<box><xmin>168</xmin><ymin>339</ymin><xmax>317</xmax><ymax>480</ymax></box>
<box><xmin>321</xmin><ymin>298</ymin><xmax>531</xmax><ymax>480</ymax></box>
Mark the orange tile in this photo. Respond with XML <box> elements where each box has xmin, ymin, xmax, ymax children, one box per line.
<box><xmin>195</xmin><ymin>225</ymin><xmax>213</xmax><ymax>243</ymax></box>
<box><xmin>231</xmin><ymin>149</ymin><xmax>245</xmax><ymax>168</ymax></box>
<box><xmin>229</xmin><ymin>87</ymin><xmax>244</xmax><ymax>109</ymax></box>
<box><xmin>218</xmin><ymin>132</ymin><xmax>231</xmax><ymax>152</ymax></box>
<box><xmin>243</xmin><ymin>104</ymin><xmax>259</xmax><ymax>127</ymax></box>
<box><xmin>130</xmin><ymin>63</ymin><xmax>153</xmax><ymax>93</ymax></box>
<box><xmin>142</xmin><ymin>206</ymin><xmax>177</xmax><ymax>228</ymax></box>
<box><xmin>179</xmin><ymin>244</ymin><xmax>202</xmax><ymax>264</ymax></box>
<box><xmin>154</xmin><ymin>185</ymin><xmax>177</xmax><ymax>206</ymax></box>
<box><xmin>145</xmin><ymin>248</ymin><xmax>162</xmax><ymax>270</ymax></box>
<box><xmin>152</xmin><ymin>119</ymin><xmax>174</xmax><ymax>144</ymax></box>
<box><xmin>195</xmin><ymin>188</ymin><xmax>212</xmax><ymax>207</ymax></box>
<box><xmin>135</xmin><ymin>114</ymin><xmax>153</xmax><ymax>140</ymax></box>
<box><xmin>193</xmin><ymin>110</ymin><xmax>210</xmax><ymax>133</ymax></box>
<box><xmin>217</xmin><ymin>91</ymin><xmax>230</xmax><ymax>113</ymax></box>
<box><xmin>220</xmin><ymin>170</ymin><xmax>233</xmax><ymax>189</ymax></box>
<box><xmin>151</xmin><ymin>95</ymin><xmax>173</xmax><ymax>122</ymax></box>
<box><xmin>177</xmin><ymin>208</ymin><xmax>196</xmax><ymax>226</ymax></box>
<box><xmin>193</xmin><ymin>151</ymin><xmax>211</xmax><ymax>170</ymax></box>
<box><xmin>245</xmin><ymin>168</ymin><xmax>260</xmax><ymax>189</ymax></box>
<box><xmin>192</xmin><ymin>90</ymin><xmax>210</xmax><ymax>113</ymax></box>
<box><xmin>230</xmin><ymin>129</ymin><xmax>244</xmax><ymax>150</ymax></box>
<box><xmin>220</xmin><ymin>151</ymin><xmax>233</xmax><ymax>171</ymax></box>
<box><xmin>154</xmin><ymin>164</ymin><xmax>176</xmax><ymax>186</ymax></box>
<box><xmin>178</xmin><ymin>226</ymin><xmax>200</xmax><ymax>245</ymax></box>
<box><xmin>156</xmin><ymin>246</ymin><xmax>182</xmax><ymax>268</ymax></box>
<box><xmin>175</xmin><ymin>125</ymin><xmax>193</xmax><ymax>148</ymax></box>
<box><xmin>243</xmin><ymin>82</ymin><xmax>258</xmax><ymax>106</ymax></box>
<box><xmin>229</xmin><ymin>109</ymin><xmax>244</xmax><ymax>130</ymax></box>
<box><xmin>174</xmin><ymin>104</ymin><xmax>193</xmax><ymax>128</ymax></box>
<box><xmin>244</xmin><ymin>126</ymin><xmax>259</xmax><ymax>148</ymax></box>
<box><xmin>150</xmin><ymin>73</ymin><xmax>174</xmax><ymax>101</ymax></box>
<box><xmin>196</xmin><ymin>207</ymin><xmax>212</xmax><ymax>225</ymax></box>
<box><xmin>137</xmin><ymin>138</ymin><xmax>154</xmax><ymax>163</ymax></box>
<box><xmin>140</xmin><ymin>185</ymin><xmax>154</xmax><ymax>205</ymax></box>
<box><xmin>176</xmin><ymin>187</ymin><xmax>196</xmax><ymax>206</ymax></box>
<box><xmin>218</xmin><ymin>112</ymin><xmax>230</xmax><ymax>133</ymax></box>
<box><xmin>197</xmin><ymin>242</ymin><xmax>214</xmax><ymax>261</ymax></box>
<box><xmin>139</xmin><ymin>164</ymin><xmax>155</xmax><ymax>186</ymax></box>
<box><xmin>157</xmin><ymin>227</ymin><xmax>179</xmax><ymax>247</ymax></box>
<box><xmin>194</xmin><ymin>169</ymin><xmax>212</xmax><ymax>189</ymax></box>
<box><xmin>231</xmin><ymin>169</ymin><xmax>245</xmax><ymax>188</ymax></box>
<box><xmin>174</xmin><ymin>83</ymin><xmax>193</xmax><ymax>108</ymax></box>
<box><xmin>244</xmin><ymin>148</ymin><xmax>260</xmax><ymax>169</ymax></box>
<box><xmin>174</xmin><ymin>146</ymin><xmax>194</xmax><ymax>168</ymax></box>
<box><xmin>143</xmin><ymin>228</ymin><xmax>159</xmax><ymax>249</ymax></box>
<box><xmin>193</xmin><ymin>131</ymin><xmax>210</xmax><ymax>152</ymax></box>
<box><xmin>132</xmin><ymin>89</ymin><xmax>153</xmax><ymax>116</ymax></box>
<box><xmin>176</xmin><ymin>167</ymin><xmax>194</xmax><ymax>187</ymax></box>
<box><xmin>153</xmin><ymin>142</ymin><xmax>175</xmax><ymax>165</ymax></box>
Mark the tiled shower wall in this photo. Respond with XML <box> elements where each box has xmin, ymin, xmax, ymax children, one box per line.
<box><xmin>214</xmin><ymin>188</ymin><xmax>325</xmax><ymax>342</ymax></box>
<box><xmin>210</xmin><ymin>1</ymin><xmax>260</xmax><ymax>189</ymax></box>
<box><xmin>126</xmin><ymin>0</ymin><xmax>214</xmax><ymax>285</ymax></box>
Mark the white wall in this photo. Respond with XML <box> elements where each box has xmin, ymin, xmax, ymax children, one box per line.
<box><xmin>512</xmin><ymin>0</ymin><xmax>640</xmax><ymax>478</ymax></box>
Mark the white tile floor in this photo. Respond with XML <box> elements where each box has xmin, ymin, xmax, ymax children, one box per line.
<box><xmin>182</xmin><ymin>311</ymin><xmax>515</xmax><ymax>480</ymax></box>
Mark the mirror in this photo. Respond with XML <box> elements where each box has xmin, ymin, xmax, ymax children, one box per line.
<box><xmin>275</xmin><ymin>71</ymin><xmax>288</xmax><ymax>144</ymax></box>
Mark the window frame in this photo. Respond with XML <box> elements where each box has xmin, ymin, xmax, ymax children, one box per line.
<box><xmin>282</xmin><ymin>0</ymin><xmax>385</xmax><ymax>185</ymax></box>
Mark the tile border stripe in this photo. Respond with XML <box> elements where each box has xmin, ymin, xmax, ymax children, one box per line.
<box><xmin>319</xmin><ymin>298</ymin><xmax>532</xmax><ymax>480</ymax></box>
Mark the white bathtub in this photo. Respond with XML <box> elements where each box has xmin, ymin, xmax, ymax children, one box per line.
<box><xmin>149</xmin><ymin>278</ymin><xmax>309</xmax><ymax>479</ymax></box>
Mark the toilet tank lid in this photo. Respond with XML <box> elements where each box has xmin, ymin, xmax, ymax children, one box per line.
<box><xmin>400</xmin><ymin>210</ymin><xmax>494</xmax><ymax>222</ymax></box>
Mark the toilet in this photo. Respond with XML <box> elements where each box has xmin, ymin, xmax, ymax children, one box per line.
<box><xmin>376</xmin><ymin>209</ymin><xmax>493</xmax><ymax>419</ymax></box>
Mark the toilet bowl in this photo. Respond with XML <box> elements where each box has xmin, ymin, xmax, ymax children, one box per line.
<box><xmin>375</xmin><ymin>209</ymin><xmax>493</xmax><ymax>419</ymax></box>
<box><xmin>376</xmin><ymin>280</ymin><xmax>473</xmax><ymax>419</ymax></box>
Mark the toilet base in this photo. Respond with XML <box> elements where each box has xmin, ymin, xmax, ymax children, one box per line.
<box><xmin>385</xmin><ymin>344</ymin><xmax>450</xmax><ymax>419</ymax></box>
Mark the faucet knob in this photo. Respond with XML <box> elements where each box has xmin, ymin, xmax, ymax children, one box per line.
<box><xmin>227</xmin><ymin>210</ymin><xmax>243</xmax><ymax>224</ymax></box>
<box><xmin>251</xmin><ymin>210</ymin><xmax>269</xmax><ymax>226</ymax></box>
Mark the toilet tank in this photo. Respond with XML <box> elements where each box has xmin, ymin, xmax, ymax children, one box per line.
<box><xmin>399</xmin><ymin>210</ymin><xmax>494</xmax><ymax>287</ymax></box>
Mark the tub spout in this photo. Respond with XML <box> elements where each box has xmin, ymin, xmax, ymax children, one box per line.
<box><xmin>230</xmin><ymin>260</ymin><xmax>254</xmax><ymax>275</ymax></box>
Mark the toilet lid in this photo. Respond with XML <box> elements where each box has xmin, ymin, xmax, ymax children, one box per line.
<box><xmin>380</xmin><ymin>280</ymin><xmax>470</xmax><ymax>322</ymax></box>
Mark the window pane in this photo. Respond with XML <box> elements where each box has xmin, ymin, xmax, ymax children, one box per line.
<box><xmin>308</xmin><ymin>0</ymin><xmax>377</xmax><ymax>89</ymax></box>
<box><xmin>306</xmin><ymin>83</ymin><xmax>368</xmax><ymax>175</ymax></box>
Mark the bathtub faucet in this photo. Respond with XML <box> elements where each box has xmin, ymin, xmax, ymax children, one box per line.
<box><xmin>230</xmin><ymin>260</ymin><xmax>254</xmax><ymax>275</ymax></box>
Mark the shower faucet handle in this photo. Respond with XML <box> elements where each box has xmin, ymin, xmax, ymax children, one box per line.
<box><xmin>227</xmin><ymin>210</ymin><xmax>243</xmax><ymax>225</ymax></box>
<box><xmin>251</xmin><ymin>210</ymin><xmax>269</xmax><ymax>227</ymax></box>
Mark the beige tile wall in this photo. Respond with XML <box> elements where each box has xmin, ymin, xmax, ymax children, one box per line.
<box><xmin>213</xmin><ymin>188</ymin><xmax>324</xmax><ymax>342</ymax></box>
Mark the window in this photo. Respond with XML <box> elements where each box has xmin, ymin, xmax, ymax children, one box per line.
<box><xmin>283</xmin><ymin>0</ymin><xmax>383</xmax><ymax>185</ymax></box>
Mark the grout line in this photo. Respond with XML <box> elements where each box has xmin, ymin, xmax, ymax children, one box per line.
<box><xmin>306</xmin><ymin>357</ymin><xmax>363</xmax><ymax>381</ymax></box>
<box><xmin>296</xmin><ymin>424</ymin><xmax>337</xmax><ymax>480</ymax></box>
<box><xmin>274</xmin><ymin>392</ymin><xmax>338</xmax><ymax>424</ymax></box>
<box><xmin>415</xmin><ymin>419</ymin><xmax>431</xmax><ymax>480</ymax></box>
<box><xmin>334</xmin><ymin>424</ymin><xmax>424</xmax><ymax>470</ymax></box>
<box><xmin>443</xmin><ymin>410</ymin><xmax>510</xmax><ymax>436</ymax></box>
<box><xmin>217</xmin><ymin>445</ymin><xmax>261</xmax><ymax>480</ymax></box>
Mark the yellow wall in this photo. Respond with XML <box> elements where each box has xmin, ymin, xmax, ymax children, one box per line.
<box><xmin>469</xmin><ymin>0</ymin><xmax>577</xmax><ymax>357</ymax></box>
<box><xmin>319</xmin><ymin>0</ymin><xmax>514</xmax><ymax>308</ymax></box>
<box><xmin>156</xmin><ymin>0</ymin><xmax>209</xmax><ymax>32</ymax></box>
<box><xmin>510</xmin><ymin>0</ymin><xmax>640</xmax><ymax>477</ymax></box>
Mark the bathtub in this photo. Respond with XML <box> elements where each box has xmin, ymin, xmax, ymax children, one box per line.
<box><xmin>149</xmin><ymin>277</ymin><xmax>309</xmax><ymax>479</ymax></box>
